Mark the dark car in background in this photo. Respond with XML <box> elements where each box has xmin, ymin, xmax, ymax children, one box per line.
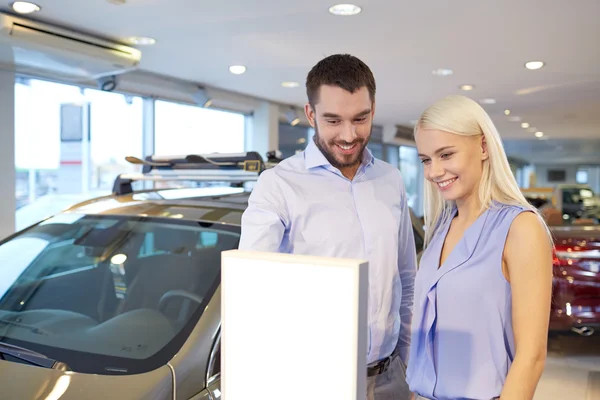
<box><xmin>551</xmin><ymin>226</ymin><xmax>600</xmax><ymax>336</ymax></box>
<box><xmin>523</xmin><ymin>189</ymin><xmax>600</xmax><ymax>337</ymax></box>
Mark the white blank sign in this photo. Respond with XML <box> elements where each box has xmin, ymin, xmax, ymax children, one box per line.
<box><xmin>221</xmin><ymin>250</ymin><xmax>368</xmax><ymax>400</ymax></box>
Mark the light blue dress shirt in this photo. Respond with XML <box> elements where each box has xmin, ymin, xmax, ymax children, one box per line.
<box><xmin>406</xmin><ymin>202</ymin><xmax>531</xmax><ymax>399</ymax></box>
<box><xmin>239</xmin><ymin>138</ymin><xmax>417</xmax><ymax>364</ymax></box>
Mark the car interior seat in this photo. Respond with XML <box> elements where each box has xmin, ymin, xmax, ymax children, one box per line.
<box><xmin>115</xmin><ymin>228</ymin><xmax>221</xmax><ymax>327</ymax></box>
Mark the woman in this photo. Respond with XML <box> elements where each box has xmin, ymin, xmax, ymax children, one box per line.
<box><xmin>406</xmin><ymin>95</ymin><xmax>553</xmax><ymax>400</ymax></box>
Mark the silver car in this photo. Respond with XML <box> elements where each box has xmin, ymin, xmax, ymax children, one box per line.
<box><xmin>0</xmin><ymin>153</ymin><xmax>424</xmax><ymax>399</ymax></box>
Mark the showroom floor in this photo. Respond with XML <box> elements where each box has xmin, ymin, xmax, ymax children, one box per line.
<box><xmin>535</xmin><ymin>335</ymin><xmax>600</xmax><ymax>399</ymax></box>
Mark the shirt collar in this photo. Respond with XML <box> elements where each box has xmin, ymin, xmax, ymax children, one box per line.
<box><xmin>304</xmin><ymin>136</ymin><xmax>375</xmax><ymax>170</ymax></box>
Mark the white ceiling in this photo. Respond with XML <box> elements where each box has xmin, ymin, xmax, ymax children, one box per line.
<box><xmin>3</xmin><ymin>0</ymin><xmax>600</xmax><ymax>147</ymax></box>
<box><xmin>504</xmin><ymin>138</ymin><xmax>600</xmax><ymax>165</ymax></box>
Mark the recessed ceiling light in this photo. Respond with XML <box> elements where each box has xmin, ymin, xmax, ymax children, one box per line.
<box><xmin>480</xmin><ymin>98</ymin><xmax>496</xmax><ymax>105</ymax></box>
<box><xmin>11</xmin><ymin>1</ymin><xmax>41</xmax><ymax>14</ymax></box>
<box><xmin>432</xmin><ymin>68</ymin><xmax>453</xmax><ymax>76</ymax></box>
<box><xmin>521</xmin><ymin>122</ymin><xmax>530</xmax><ymax>128</ymax></box>
<box><xmin>527</xmin><ymin>127</ymin><xmax>538</xmax><ymax>133</ymax></box>
<box><xmin>508</xmin><ymin>116</ymin><xmax>521</xmax><ymax>122</ymax></box>
<box><xmin>459</xmin><ymin>84</ymin><xmax>474</xmax><ymax>91</ymax></box>
<box><xmin>229</xmin><ymin>65</ymin><xmax>247</xmax><ymax>75</ymax></box>
<box><xmin>504</xmin><ymin>109</ymin><xmax>511</xmax><ymax>115</ymax></box>
<box><xmin>535</xmin><ymin>131</ymin><xmax>544</xmax><ymax>138</ymax></box>
<box><xmin>328</xmin><ymin>4</ymin><xmax>362</xmax><ymax>16</ymax></box>
<box><xmin>124</xmin><ymin>36</ymin><xmax>156</xmax><ymax>46</ymax></box>
<box><xmin>525</xmin><ymin>61</ymin><xmax>545</xmax><ymax>70</ymax></box>
<box><xmin>281</xmin><ymin>81</ymin><xmax>300</xmax><ymax>88</ymax></box>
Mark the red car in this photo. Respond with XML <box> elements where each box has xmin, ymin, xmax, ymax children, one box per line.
<box><xmin>550</xmin><ymin>225</ymin><xmax>600</xmax><ymax>336</ymax></box>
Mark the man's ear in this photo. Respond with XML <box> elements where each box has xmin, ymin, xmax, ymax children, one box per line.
<box><xmin>481</xmin><ymin>136</ymin><xmax>489</xmax><ymax>161</ymax></box>
<box><xmin>304</xmin><ymin>103</ymin><xmax>316</xmax><ymax>128</ymax></box>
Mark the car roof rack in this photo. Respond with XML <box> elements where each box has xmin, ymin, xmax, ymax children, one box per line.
<box><xmin>112</xmin><ymin>151</ymin><xmax>279</xmax><ymax>196</ymax></box>
<box><xmin>129</xmin><ymin>151</ymin><xmax>264</xmax><ymax>173</ymax></box>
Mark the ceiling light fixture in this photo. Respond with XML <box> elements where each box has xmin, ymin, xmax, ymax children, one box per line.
<box><xmin>124</xmin><ymin>36</ymin><xmax>156</xmax><ymax>46</ymax></box>
<box><xmin>459</xmin><ymin>84</ymin><xmax>474</xmax><ymax>91</ymax></box>
<box><xmin>192</xmin><ymin>87</ymin><xmax>213</xmax><ymax>108</ymax></box>
<box><xmin>281</xmin><ymin>81</ymin><xmax>300</xmax><ymax>88</ymax></box>
<box><xmin>508</xmin><ymin>116</ymin><xmax>521</xmax><ymax>122</ymax></box>
<box><xmin>328</xmin><ymin>4</ymin><xmax>362</xmax><ymax>16</ymax></box>
<box><xmin>504</xmin><ymin>109</ymin><xmax>511</xmax><ymax>115</ymax></box>
<box><xmin>432</xmin><ymin>68</ymin><xmax>453</xmax><ymax>76</ymax></box>
<box><xmin>11</xmin><ymin>1</ymin><xmax>41</xmax><ymax>14</ymax></box>
<box><xmin>285</xmin><ymin>107</ymin><xmax>301</xmax><ymax>126</ymax></box>
<box><xmin>229</xmin><ymin>65</ymin><xmax>247</xmax><ymax>75</ymax></box>
<box><xmin>521</xmin><ymin>122</ymin><xmax>530</xmax><ymax>128</ymax></box>
<box><xmin>525</xmin><ymin>61</ymin><xmax>545</xmax><ymax>70</ymax></box>
<box><xmin>480</xmin><ymin>98</ymin><xmax>496</xmax><ymax>105</ymax></box>
<box><xmin>535</xmin><ymin>131</ymin><xmax>544</xmax><ymax>138</ymax></box>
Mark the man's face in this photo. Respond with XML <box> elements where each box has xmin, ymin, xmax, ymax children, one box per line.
<box><xmin>305</xmin><ymin>85</ymin><xmax>374</xmax><ymax>170</ymax></box>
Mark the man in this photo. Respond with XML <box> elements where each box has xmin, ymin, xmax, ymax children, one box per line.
<box><xmin>239</xmin><ymin>54</ymin><xmax>416</xmax><ymax>399</ymax></box>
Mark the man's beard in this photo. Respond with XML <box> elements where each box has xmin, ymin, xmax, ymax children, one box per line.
<box><xmin>313</xmin><ymin>123</ymin><xmax>372</xmax><ymax>169</ymax></box>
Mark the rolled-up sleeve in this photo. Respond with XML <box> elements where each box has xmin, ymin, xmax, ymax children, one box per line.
<box><xmin>397</xmin><ymin>187</ymin><xmax>417</xmax><ymax>363</ymax></box>
<box><xmin>239</xmin><ymin>169</ymin><xmax>288</xmax><ymax>252</ymax></box>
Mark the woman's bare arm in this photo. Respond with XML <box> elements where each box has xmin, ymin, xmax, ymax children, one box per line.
<box><xmin>500</xmin><ymin>212</ymin><xmax>553</xmax><ymax>399</ymax></box>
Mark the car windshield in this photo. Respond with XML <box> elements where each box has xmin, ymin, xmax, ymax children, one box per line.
<box><xmin>563</xmin><ymin>187</ymin><xmax>594</xmax><ymax>202</ymax></box>
<box><xmin>0</xmin><ymin>213</ymin><xmax>239</xmax><ymax>375</ymax></box>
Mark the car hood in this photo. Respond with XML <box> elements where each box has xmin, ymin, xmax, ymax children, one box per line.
<box><xmin>551</xmin><ymin>226</ymin><xmax>600</xmax><ymax>244</ymax></box>
<box><xmin>0</xmin><ymin>360</ymin><xmax>173</xmax><ymax>400</ymax></box>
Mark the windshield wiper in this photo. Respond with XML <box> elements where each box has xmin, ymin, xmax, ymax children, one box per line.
<box><xmin>0</xmin><ymin>341</ymin><xmax>70</xmax><ymax>371</ymax></box>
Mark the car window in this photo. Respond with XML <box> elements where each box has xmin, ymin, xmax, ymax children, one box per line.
<box><xmin>563</xmin><ymin>189</ymin><xmax>581</xmax><ymax>204</ymax></box>
<box><xmin>0</xmin><ymin>214</ymin><xmax>240</xmax><ymax>375</ymax></box>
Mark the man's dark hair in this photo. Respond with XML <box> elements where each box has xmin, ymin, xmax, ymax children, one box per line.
<box><xmin>306</xmin><ymin>54</ymin><xmax>376</xmax><ymax>108</ymax></box>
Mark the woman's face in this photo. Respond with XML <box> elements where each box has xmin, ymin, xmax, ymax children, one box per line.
<box><xmin>415</xmin><ymin>128</ymin><xmax>488</xmax><ymax>203</ymax></box>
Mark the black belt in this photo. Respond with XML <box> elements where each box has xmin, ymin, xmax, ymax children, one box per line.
<box><xmin>367</xmin><ymin>353</ymin><xmax>395</xmax><ymax>377</ymax></box>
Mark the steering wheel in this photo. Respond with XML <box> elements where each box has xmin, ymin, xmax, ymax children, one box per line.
<box><xmin>158</xmin><ymin>290</ymin><xmax>204</xmax><ymax>315</ymax></box>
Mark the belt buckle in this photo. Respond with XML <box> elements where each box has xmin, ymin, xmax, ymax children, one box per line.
<box><xmin>371</xmin><ymin>355</ymin><xmax>391</xmax><ymax>375</ymax></box>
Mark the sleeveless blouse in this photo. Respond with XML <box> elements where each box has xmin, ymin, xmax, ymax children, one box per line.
<box><xmin>406</xmin><ymin>203</ymin><xmax>531</xmax><ymax>400</ymax></box>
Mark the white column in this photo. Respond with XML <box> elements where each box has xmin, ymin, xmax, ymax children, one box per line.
<box><xmin>0</xmin><ymin>46</ymin><xmax>15</xmax><ymax>238</ymax></box>
<box><xmin>245</xmin><ymin>101</ymin><xmax>279</xmax><ymax>159</ymax></box>
<box><xmin>141</xmin><ymin>98</ymin><xmax>156</xmax><ymax>189</ymax></box>
<box><xmin>142</xmin><ymin>98</ymin><xmax>155</xmax><ymax>157</ymax></box>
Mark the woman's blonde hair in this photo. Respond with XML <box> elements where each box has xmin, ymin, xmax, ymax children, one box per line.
<box><xmin>415</xmin><ymin>95</ymin><xmax>546</xmax><ymax>245</ymax></box>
